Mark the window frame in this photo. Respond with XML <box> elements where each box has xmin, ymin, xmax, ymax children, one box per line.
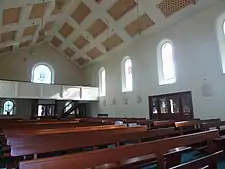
<box><xmin>121</xmin><ymin>56</ymin><xmax>133</xmax><ymax>92</ymax></box>
<box><xmin>99</xmin><ymin>67</ymin><xmax>106</xmax><ymax>97</ymax></box>
<box><xmin>31</xmin><ymin>62</ymin><xmax>54</xmax><ymax>84</ymax></box>
<box><xmin>2</xmin><ymin>100</ymin><xmax>15</xmax><ymax>116</ymax></box>
<box><xmin>157</xmin><ymin>39</ymin><xmax>176</xmax><ymax>85</ymax></box>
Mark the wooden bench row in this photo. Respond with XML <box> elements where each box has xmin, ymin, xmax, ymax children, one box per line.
<box><xmin>18</xmin><ymin>130</ymin><xmax>222</xmax><ymax>169</ymax></box>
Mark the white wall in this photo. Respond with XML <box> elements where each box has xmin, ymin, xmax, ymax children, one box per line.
<box><xmin>0</xmin><ymin>43</ymin><xmax>84</xmax><ymax>85</ymax></box>
<box><xmin>85</xmin><ymin>1</ymin><xmax>225</xmax><ymax>120</ymax></box>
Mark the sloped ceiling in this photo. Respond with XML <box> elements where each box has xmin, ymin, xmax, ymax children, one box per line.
<box><xmin>0</xmin><ymin>0</ymin><xmax>220</xmax><ymax>67</ymax></box>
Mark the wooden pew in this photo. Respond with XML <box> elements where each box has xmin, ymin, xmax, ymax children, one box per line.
<box><xmin>200</xmin><ymin>118</ymin><xmax>221</xmax><ymax>131</ymax></box>
<box><xmin>9</xmin><ymin>127</ymin><xmax>175</xmax><ymax>157</ymax></box>
<box><xmin>175</xmin><ymin>120</ymin><xmax>201</xmax><ymax>135</ymax></box>
<box><xmin>19</xmin><ymin>130</ymin><xmax>221</xmax><ymax>169</ymax></box>
<box><xmin>153</xmin><ymin>120</ymin><xmax>175</xmax><ymax>128</ymax></box>
<box><xmin>7</xmin><ymin>126</ymin><xmax>145</xmax><ymax>146</ymax></box>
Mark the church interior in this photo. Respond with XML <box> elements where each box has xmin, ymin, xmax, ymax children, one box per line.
<box><xmin>0</xmin><ymin>0</ymin><xmax>225</xmax><ymax>168</ymax></box>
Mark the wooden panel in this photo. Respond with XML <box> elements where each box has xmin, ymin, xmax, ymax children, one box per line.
<box><xmin>71</xmin><ymin>2</ymin><xmax>91</xmax><ymax>24</ymax></box>
<box><xmin>157</xmin><ymin>0</ymin><xmax>193</xmax><ymax>17</ymax></box>
<box><xmin>102</xmin><ymin>34</ymin><xmax>123</xmax><ymax>51</ymax></box>
<box><xmin>19</xmin><ymin>40</ymin><xmax>32</xmax><ymax>48</ymax></box>
<box><xmin>87</xmin><ymin>19</ymin><xmax>108</xmax><ymax>38</ymax></box>
<box><xmin>29</xmin><ymin>2</ymin><xmax>48</xmax><ymax>19</ymax></box>
<box><xmin>51</xmin><ymin>36</ymin><xmax>62</xmax><ymax>48</ymax></box>
<box><xmin>52</xmin><ymin>0</ymin><xmax>66</xmax><ymax>15</ymax></box>
<box><xmin>73</xmin><ymin>35</ymin><xmax>89</xmax><ymax>49</ymax></box>
<box><xmin>0</xmin><ymin>46</ymin><xmax>13</xmax><ymax>54</ymax></box>
<box><xmin>59</xmin><ymin>23</ymin><xmax>74</xmax><ymax>38</ymax></box>
<box><xmin>1</xmin><ymin>31</ymin><xmax>16</xmax><ymax>43</ymax></box>
<box><xmin>124</xmin><ymin>13</ymin><xmax>154</xmax><ymax>37</ymax></box>
<box><xmin>108</xmin><ymin>0</ymin><xmax>136</xmax><ymax>21</ymax></box>
<box><xmin>87</xmin><ymin>47</ymin><xmax>102</xmax><ymax>60</ymax></box>
<box><xmin>3</xmin><ymin>7</ymin><xmax>21</xmax><ymax>25</ymax></box>
<box><xmin>44</xmin><ymin>21</ymin><xmax>55</xmax><ymax>31</ymax></box>
<box><xmin>64</xmin><ymin>47</ymin><xmax>75</xmax><ymax>57</ymax></box>
<box><xmin>23</xmin><ymin>25</ymin><xmax>38</xmax><ymax>37</ymax></box>
<box><xmin>76</xmin><ymin>57</ymin><xmax>88</xmax><ymax>66</ymax></box>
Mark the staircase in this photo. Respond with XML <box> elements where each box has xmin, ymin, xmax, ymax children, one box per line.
<box><xmin>58</xmin><ymin>101</ymin><xmax>79</xmax><ymax>119</ymax></box>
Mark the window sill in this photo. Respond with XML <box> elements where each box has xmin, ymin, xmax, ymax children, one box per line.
<box><xmin>122</xmin><ymin>90</ymin><xmax>133</xmax><ymax>93</ymax></box>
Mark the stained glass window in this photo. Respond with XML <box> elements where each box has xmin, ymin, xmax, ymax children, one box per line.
<box><xmin>3</xmin><ymin>100</ymin><xmax>14</xmax><ymax>115</ymax></box>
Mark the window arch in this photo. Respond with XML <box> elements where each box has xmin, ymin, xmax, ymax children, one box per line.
<box><xmin>157</xmin><ymin>40</ymin><xmax>176</xmax><ymax>85</ymax></box>
<box><xmin>217</xmin><ymin>13</ymin><xmax>225</xmax><ymax>73</ymax></box>
<box><xmin>31</xmin><ymin>63</ymin><xmax>54</xmax><ymax>84</ymax></box>
<box><xmin>2</xmin><ymin>100</ymin><xmax>15</xmax><ymax>115</ymax></box>
<box><xmin>99</xmin><ymin>67</ymin><xmax>106</xmax><ymax>96</ymax></box>
<box><xmin>122</xmin><ymin>57</ymin><xmax>133</xmax><ymax>92</ymax></box>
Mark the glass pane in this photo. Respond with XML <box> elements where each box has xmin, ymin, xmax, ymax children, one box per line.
<box><xmin>152</xmin><ymin>98</ymin><xmax>158</xmax><ymax>114</ymax></box>
<box><xmin>38</xmin><ymin>105</ymin><xmax>44</xmax><ymax>116</ymax></box>
<box><xmin>124</xmin><ymin>59</ymin><xmax>133</xmax><ymax>91</ymax></box>
<box><xmin>170</xmin><ymin>97</ymin><xmax>179</xmax><ymax>113</ymax></box>
<box><xmin>33</xmin><ymin>65</ymin><xmax>52</xmax><ymax>84</ymax></box>
<box><xmin>182</xmin><ymin>94</ymin><xmax>191</xmax><ymax>115</ymax></box>
<box><xmin>101</xmin><ymin>69</ymin><xmax>106</xmax><ymax>96</ymax></box>
<box><xmin>160</xmin><ymin>98</ymin><xmax>168</xmax><ymax>114</ymax></box>
<box><xmin>161</xmin><ymin>43</ymin><xmax>175</xmax><ymax>81</ymax></box>
<box><xmin>3</xmin><ymin>101</ymin><xmax>14</xmax><ymax>115</ymax></box>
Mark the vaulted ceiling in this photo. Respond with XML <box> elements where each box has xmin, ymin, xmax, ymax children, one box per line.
<box><xmin>0</xmin><ymin>0</ymin><xmax>220</xmax><ymax>67</ymax></box>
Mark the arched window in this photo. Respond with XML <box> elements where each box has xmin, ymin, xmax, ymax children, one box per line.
<box><xmin>2</xmin><ymin>100</ymin><xmax>15</xmax><ymax>115</ymax></box>
<box><xmin>158</xmin><ymin>40</ymin><xmax>176</xmax><ymax>85</ymax></box>
<box><xmin>31</xmin><ymin>63</ymin><xmax>54</xmax><ymax>84</ymax></box>
<box><xmin>99</xmin><ymin>67</ymin><xmax>106</xmax><ymax>96</ymax></box>
<box><xmin>223</xmin><ymin>21</ymin><xmax>225</xmax><ymax>35</ymax></box>
<box><xmin>122</xmin><ymin>57</ymin><xmax>133</xmax><ymax>92</ymax></box>
<box><xmin>217</xmin><ymin>13</ymin><xmax>225</xmax><ymax>73</ymax></box>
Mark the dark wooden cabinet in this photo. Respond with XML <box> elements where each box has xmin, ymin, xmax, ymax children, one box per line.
<box><xmin>148</xmin><ymin>91</ymin><xmax>194</xmax><ymax>120</ymax></box>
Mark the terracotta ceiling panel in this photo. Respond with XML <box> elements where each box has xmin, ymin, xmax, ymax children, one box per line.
<box><xmin>87</xmin><ymin>19</ymin><xmax>108</xmax><ymax>38</ymax></box>
<box><xmin>71</xmin><ymin>2</ymin><xmax>91</xmax><ymax>24</ymax></box>
<box><xmin>51</xmin><ymin>36</ymin><xmax>62</xmax><ymax>48</ymax></box>
<box><xmin>64</xmin><ymin>47</ymin><xmax>75</xmax><ymax>57</ymax></box>
<box><xmin>124</xmin><ymin>13</ymin><xmax>154</xmax><ymax>37</ymax></box>
<box><xmin>108</xmin><ymin>0</ymin><xmax>136</xmax><ymax>21</ymax></box>
<box><xmin>52</xmin><ymin>0</ymin><xmax>66</xmax><ymax>15</ymax></box>
<box><xmin>29</xmin><ymin>2</ymin><xmax>48</xmax><ymax>19</ymax></box>
<box><xmin>0</xmin><ymin>45</ymin><xmax>13</xmax><ymax>54</ymax></box>
<box><xmin>3</xmin><ymin>7</ymin><xmax>21</xmax><ymax>25</ymax></box>
<box><xmin>19</xmin><ymin>40</ymin><xmax>32</xmax><ymax>48</ymax></box>
<box><xmin>1</xmin><ymin>31</ymin><xmax>16</xmax><ymax>43</ymax></box>
<box><xmin>73</xmin><ymin>35</ymin><xmax>89</xmax><ymax>49</ymax></box>
<box><xmin>59</xmin><ymin>23</ymin><xmax>74</xmax><ymax>38</ymax></box>
<box><xmin>23</xmin><ymin>25</ymin><xmax>38</xmax><ymax>37</ymax></box>
<box><xmin>44</xmin><ymin>21</ymin><xmax>55</xmax><ymax>31</ymax></box>
<box><xmin>157</xmin><ymin>0</ymin><xmax>193</xmax><ymax>17</ymax></box>
<box><xmin>76</xmin><ymin>57</ymin><xmax>89</xmax><ymax>66</ymax></box>
<box><xmin>102</xmin><ymin>34</ymin><xmax>124</xmax><ymax>51</ymax></box>
<box><xmin>87</xmin><ymin>47</ymin><xmax>102</xmax><ymax>60</ymax></box>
